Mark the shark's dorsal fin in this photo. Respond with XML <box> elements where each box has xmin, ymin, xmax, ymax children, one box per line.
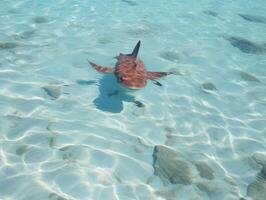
<box><xmin>127</xmin><ymin>40</ymin><xmax>141</xmax><ymax>58</ymax></box>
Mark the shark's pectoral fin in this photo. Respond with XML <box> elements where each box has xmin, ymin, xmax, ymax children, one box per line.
<box><xmin>152</xmin><ymin>80</ymin><xmax>163</xmax><ymax>87</ymax></box>
<box><xmin>147</xmin><ymin>71</ymin><xmax>169</xmax><ymax>80</ymax></box>
<box><xmin>88</xmin><ymin>60</ymin><xmax>114</xmax><ymax>74</ymax></box>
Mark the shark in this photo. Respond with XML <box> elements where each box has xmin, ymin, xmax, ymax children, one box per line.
<box><xmin>88</xmin><ymin>40</ymin><xmax>172</xmax><ymax>90</ymax></box>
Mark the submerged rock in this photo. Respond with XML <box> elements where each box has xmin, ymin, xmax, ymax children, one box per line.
<box><xmin>245</xmin><ymin>152</ymin><xmax>266</xmax><ymax>200</ymax></box>
<box><xmin>152</xmin><ymin>145</ymin><xmax>240</xmax><ymax>199</ymax></box>
<box><xmin>239</xmin><ymin>14</ymin><xmax>266</xmax><ymax>24</ymax></box>
<box><xmin>16</xmin><ymin>145</ymin><xmax>28</xmax><ymax>156</ymax></box>
<box><xmin>196</xmin><ymin>180</ymin><xmax>225</xmax><ymax>196</ymax></box>
<box><xmin>152</xmin><ymin>145</ymin><xmax>194</xmax><ymax>185</ymax></box>
<box><xmin>252</xmin><ymin>152</ymin><xmax>266</xmax><ymax>181</ymax></box>
<box><xmin>48</xmin><ymin>192</ymin><xmax>68</xmax><ymax>200</ymax></box>
<box><xmin>247</xmin><ymin>181</ymin><xmax>266</xmax><ymax>200</ymax></box>
<box><xmin>201</xmin><ymin>82</ymin><xmax>217</xmax><ymax>91</ymax></box>
<box><xmin>42</xmin><ymin>85</ymin><xmax>61</xmax><ymax>99</ymax></box>
<box><xmin>203</xmin><ymin>11</ymin><xmax>218</xmax><ymax>17</ymax></box>
<box><xmin>33</xmin><ymin>16</ymin><xmax>50</xmax><ymax>24</ymax></box>
<box><xmin>226</xmin><ymin>37</ymin><xmax>266</xmax><ymax>54</ymax></box>
<box><xmin>97</xmin><ymin>37</ymin><xmax>112</xmax><ymax>44</ymax></box>
<box><xmin>0</xmin><ymin>42</ymin><xmax>19</xmax><ymax>49</ymax></box>
<box><xmin>252</xmin><ymin>152</ymin><xmax>266</xmax><ymax>166</ymax></box>
<box><xmin>239</xmin><ymin>71</ymin><xmax>260</xmax><ymax>82</ymax></box>
<box><xmin>193</xmin><ymin>161</ymin><xmax>214</xmax><ymax>180</ymax></box>
<box><xmin>18</xmin><ymin>30</ymin><xmax>35</xmax><ymax>39</ymax></box>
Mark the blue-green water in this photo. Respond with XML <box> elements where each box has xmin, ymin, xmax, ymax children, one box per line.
<box><xmin>1</xmin><ymin>0</ymin><xmax>266</xmax><ymax>199</ymax></box>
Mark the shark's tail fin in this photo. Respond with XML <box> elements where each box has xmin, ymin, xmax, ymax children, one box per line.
<box><xmin>128</xmin><ymin>40</ymin><xmax>141</xmax><ymax>58</ymax></box>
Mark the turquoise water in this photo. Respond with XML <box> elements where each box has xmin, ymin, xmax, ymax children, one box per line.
<box><xmin>1</xmin><ymin>0</ymin><xmax>266</xmax><ymax>199</ymax></box>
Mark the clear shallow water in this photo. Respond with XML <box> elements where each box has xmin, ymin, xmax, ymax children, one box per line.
<box><xmin>0</xmin><ymin>0</ymin><xmax>266</xmax><ymax>199</ymax></box>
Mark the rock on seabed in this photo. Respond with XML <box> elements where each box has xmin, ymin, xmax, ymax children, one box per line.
<box><xmin>152</xmin><ymin>145</ymin><xmax>240</xmax><ymax>199</ymax></box>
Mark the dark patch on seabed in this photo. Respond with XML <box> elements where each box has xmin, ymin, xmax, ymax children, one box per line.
<box><xmin>152</xmin><ymin>145</ymin><xmax>242</xmax><ymax>198</ymax></box>
<box><xmin>239</xmin><ymin>14</ymin><xmax>266</xmax><ymax>24</ymax></box>
<box><xmin>121</xmin><ymin>0</ymin><xmax>138</xmax><ymax>6</ymax></box>
<box><xmin>16</xmin><ymin>145</ymin><xmax>28</xmax><ymax>156</ymax></box>
<box><xmin>201</xmin><ymin>82</ymin><xmax>217</xmax><ymax>91</ymax></box>
<box><xmin>97</xmin><ymin>37</ymin><xmax>112</xmax><ymax>44</ymax></box>
<box><xmin>33</xmin><ymin>16</ymin><xmax>50</xmax><ymax>24</ymax></box>
<box><xmin>42</xmin><ymin>85</ymin><xmax>61</xmax><ymax>99</ymax></box>
<box><xmin>244</xmin><ymin>153</ymin><xmax>266</xmax><ymax>200</ymax></box>
<box><xmin>0</xmin><ymin>42</ymin><xmax>19</xmax><ymax>49</ymax></box>
<box><xmin>203</xmin><ymin>11</ymin><xmax>218</xmax><ymax>17</ymax></box>
<box><xmin>238</xmin><ymin>71</ymin><xmax>260</xmax><ymax>82</ymax></box>
<box><xmin>15</xmin><ymin>30</ymin><xmax>35</xmax><ymax>40</ymax></box>
<box><xmin>226</xmin><ymin>37</ymin><xmax>266</xmax><ymax>54</ymax></box>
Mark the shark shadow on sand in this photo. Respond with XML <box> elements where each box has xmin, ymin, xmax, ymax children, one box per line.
<box><xmin>92</xmin><ymin>74</ymin><xmax>138</xmax><ymax>113</ymax></box>
<box><xmin>77</xmin><ymin>75</ymin><xmax>143</xmax><ymax>113</ymax></box>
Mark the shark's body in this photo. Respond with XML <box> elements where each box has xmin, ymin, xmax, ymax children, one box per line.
<box><xmin>89</xmin><ymin>40</ymin><xmax>170</xmax><ymax>89</ymax></box>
